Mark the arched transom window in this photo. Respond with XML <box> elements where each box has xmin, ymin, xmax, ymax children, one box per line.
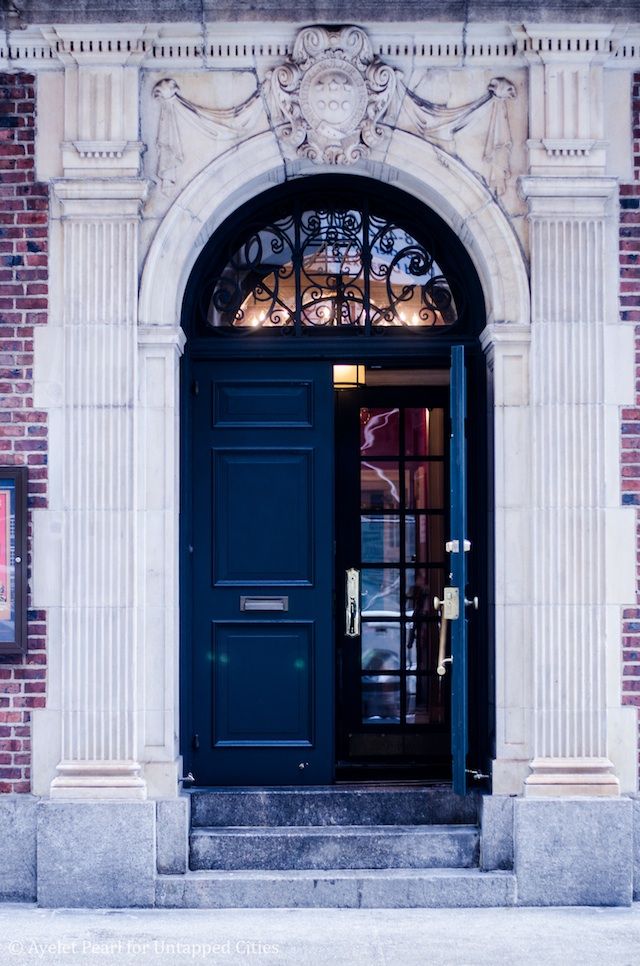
<box><xmin>187</xmin><ymin>178</ymin><xmax>484</xmax><ymax>339</ymax></box>
<box><xmin>197</xmin><ymin>189</ymin><xmax>468</xmax><ymax>335</ymax></box>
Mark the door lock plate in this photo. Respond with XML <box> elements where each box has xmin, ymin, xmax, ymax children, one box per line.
<box><xmin>442</xmin><ymin>586</ymin><xmax>459</xmax><ymax>620</ymax></box>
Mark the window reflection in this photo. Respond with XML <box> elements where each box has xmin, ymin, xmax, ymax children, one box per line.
<box><xmin>361</xmin><ymin>462</ymin><xmax>400</xmax><ymax>510</ymax></box>
<box><xmin>360</xmin><ymin>408</ymin><xmax>400</xmax><ymax>456</ymax></box>
<box><xmin>361</xmin><ymin>515</ymin><xmax>400</xmax><ymax>563</ymax></box>
<box><xmin>358</xmin><ymin>403</ymin><xmax>447</xmax><ymax>728</ymax></box>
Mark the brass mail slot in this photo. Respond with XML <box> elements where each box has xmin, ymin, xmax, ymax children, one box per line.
<box><xmin>240</xmin><ymin>596</ymin><xmax>289</xmax><ymax>612</ymax></box>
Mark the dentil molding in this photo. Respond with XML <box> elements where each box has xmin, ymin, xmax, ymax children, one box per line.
<box><xmin>2</xmin><ymin>22</ymin><xmax>640</xmax><ymax>69</ymax></box>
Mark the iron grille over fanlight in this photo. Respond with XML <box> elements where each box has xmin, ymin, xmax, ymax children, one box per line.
<box><xmin>196</xmin><ymin>193</ymin><xmax>464</xmax><ymax>334</ymax></box>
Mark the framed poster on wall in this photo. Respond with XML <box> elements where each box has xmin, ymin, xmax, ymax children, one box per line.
<box><xmin>0</xmin><ymin>468</ymin><xmax>27</xmax><ymax>655</ymax></box>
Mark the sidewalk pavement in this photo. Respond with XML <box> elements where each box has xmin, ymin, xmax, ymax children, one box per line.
<box><xmin>0</xmin><ymin>904</ymin><xmax>639</xmax><ymax>966</ymax></box>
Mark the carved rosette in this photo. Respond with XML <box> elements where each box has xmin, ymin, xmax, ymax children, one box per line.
<box><xmin>267</xmin><ymin>26</ymin><xmax>398</xmax><ymax>165</ymax></box>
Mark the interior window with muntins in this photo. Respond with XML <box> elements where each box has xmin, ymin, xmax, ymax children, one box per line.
<box><xmin>200</xmin><ymin>192</ymin><xmax>463</xmax><ymax>333</ymax></box>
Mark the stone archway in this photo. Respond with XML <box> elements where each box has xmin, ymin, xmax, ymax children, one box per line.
<box><xmin>139</xmin><ymin>131</ymin><xmax>530</xmax><ymax>330</ymax></box>
<box><xmin>135</xmin><ymin>131</ymin><xmax>531</xmax><ymax>797</ymax></box>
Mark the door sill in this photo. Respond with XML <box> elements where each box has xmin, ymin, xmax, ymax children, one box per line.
<box><xmin>335</xmin><ymin>764</ymin><xmax>451</xmax><ymax>784</ymax></box>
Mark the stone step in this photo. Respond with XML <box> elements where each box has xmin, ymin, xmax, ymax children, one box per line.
<box><xmin>189</xmin><ymin>786</ymin><xmax>478</xmax><ymax>828</ymax></box>
<box><xmin>189</xmin><ymin>823</ymin><xmax>479</xmax><ymax>871</ymax></box>
<box><xmin>156</xmin><ymin>868</ymin><xmax>516</xmax><ymax>909</ymax></box>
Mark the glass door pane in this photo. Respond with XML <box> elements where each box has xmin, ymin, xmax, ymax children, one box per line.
<box><xmin>358</xmin><ymin>403</ymin><xmax>447</xmax><ymax>729</ymax></box>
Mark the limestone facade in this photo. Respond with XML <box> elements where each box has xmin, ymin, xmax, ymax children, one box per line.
<box><xmin>0</xmin><ymin>14</ymin><xmax>638</xmax><ymax>807</ymax></box>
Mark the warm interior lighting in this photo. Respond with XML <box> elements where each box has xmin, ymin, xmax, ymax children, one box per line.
<box><xmin>333</xmin><ymin>364</ymin><xmax>366</xmax><ymax>389</ymax></box>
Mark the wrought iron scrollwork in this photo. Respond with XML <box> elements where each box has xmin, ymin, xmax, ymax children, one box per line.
<box><xmin>204</xmin><ymin>201</ymin><xmax>460</xmax><ymax>332</ymax></box>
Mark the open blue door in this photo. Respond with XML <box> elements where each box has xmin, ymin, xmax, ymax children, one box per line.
<box><xmin>450</xmin><ymin>346</ymin><xmax>468</xmax><ymax>795</ymax></box>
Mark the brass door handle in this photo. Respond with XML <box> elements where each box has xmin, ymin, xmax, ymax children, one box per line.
<box><xmin>345</xmin><ymin>568</ymin><xmax>360</xmax><ymax>638</ymax></box>
<box><xmin>434</xmin><ymin>595</ymin><xmax>452</xmax><ymax>677</ymax></box>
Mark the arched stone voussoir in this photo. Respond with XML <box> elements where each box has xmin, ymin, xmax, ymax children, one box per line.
<box><xmin>139</xmin><ymin>132</ymin><xmax>286</xmax><ymax>329</ymax></box>
<box><xmin>384</xmin><ymin>131</ymin><xmax>530</xmax><ymax>328</ymax></box>
<box><xmin>138</xmin><ymin>129</ymin><xmax>530</xmax><ymax>331</ymax></box>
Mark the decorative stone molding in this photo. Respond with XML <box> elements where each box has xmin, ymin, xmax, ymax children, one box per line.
<box><xmin>399</xmin><ymin>75</ymin><xmax>517</xmax><ymax>196</ymax></box>
<box><xmin>139</xmin><ymin>130</ymin><xmax>531</xmax><ymax>330</ymax></box>
<box><xmin>480</xmin><ymin>323</ymin><xmax>533</xmax><ymax>795</ymax></box>
<box><xmin>265</xmin><ymin>25</ymin><xmax>398</xmax><ymax>164</ymax></box>
<box><xmin>4</xmin><ymin>22</ymin><xmax>640</xmax><ymax>70</ymax></box>
<box><xmin>514</xmin><ymin>25</ymin><xmax>613</xmax><ymax>174</ymax></box>
<box><xmin>136</xmin><ymin>323</ymin><xmax>185</xmax><ymax>797</ymax></box>
<box><xmin>150</xmin><ymin>24</ymin><xmax>517</xmax><ymax>195</ymax></box>
<box><xmin>152</xmin><ymin>76</ymin><xmax>263</xmax><ymax>192</ymax></box>
<box><xmin>50</xmin><ymin>177</ymin><xmax>149</xmax><ymax>801</ymax></box>
<box><xmin>42</xmin><ymin>25</ymin><xmax>150</xmax><ymax>177</ymax></box>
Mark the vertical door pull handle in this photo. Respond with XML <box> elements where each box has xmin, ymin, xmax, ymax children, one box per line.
<box><xmin>345</xmin><ymin>569</ymin><xmax>360</xmax><ymax>638</ymax></box>
<box><xmin>434</xmin><ymin>595</ymin><xmax>452</xmax><ymax>677</ymax></box>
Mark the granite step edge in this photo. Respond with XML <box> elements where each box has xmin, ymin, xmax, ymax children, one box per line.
<box><xmin>188</xmin><ymin>824</ymin><xmax>479</xmax><ymax>870</ymax></box>
<box><xmin>190</xmin><ymin>790</ymin><xmax>479</xmax><ymax>828</ymax></box>
<box><xmin>155</xmin><ymin>869</ymin><xmax>517</xmax><ymax>909</ymax></box>
<box><xmin>190</xmin><ymin>823</ymin><xmax>479</xmax><ymax>837</ymax></box>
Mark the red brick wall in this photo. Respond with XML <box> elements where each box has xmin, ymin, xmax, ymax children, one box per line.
<box><xmin>621</xmin><ymin>71</ymin><xmax>640</xmax><ymax>783</ymax></box>
<box><xmin>0</xmin><ymin>72</ymin><xmax>48</xmax><ymax>793</ymax></box>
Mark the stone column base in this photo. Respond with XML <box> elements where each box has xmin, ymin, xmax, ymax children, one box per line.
<box><xmin>515</xmin><ymin>797</ymin><xmax>633</xmax><ymax>905</ymax></box>
<box><xmin>37</xmin><ymin>800</ymin><xmax>155</xmax><ymax>907</ymax></box>
<box><xmin>50</xmin><ymin>760</ymin><xmax>147</xmax><ymax>800</ymax></box>
<box><xmin>524</xmin><ymin>757</ymin><xmax>620</xmax><ymax>797</ymax></box>
<box><xmin>0</xmin><ymin>796</ymin><xmax>38</xmax><ymax>901</ymax></box>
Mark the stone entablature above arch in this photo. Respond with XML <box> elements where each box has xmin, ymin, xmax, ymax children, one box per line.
<box><xmin>149</xmin><ymin>24</ymin><xmax>518</xmax><ymax>198</ymax></box>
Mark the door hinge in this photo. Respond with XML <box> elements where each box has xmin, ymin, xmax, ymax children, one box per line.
<box><xmin>191</xmin><ymin>379</ymin><xmax>199</xmax><ymax>396</ymax></box>
<box><xmin>192</xmin><ymin>733</ymin><xmax>200</xmax><ymax>751</ymax></box>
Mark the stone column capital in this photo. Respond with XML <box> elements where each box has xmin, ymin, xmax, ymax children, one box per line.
<box><xmin>138</xmin><ymin>324</ymin><xmax>187</xmax><ymax>356</ymax></box>
<box><xmin>518</xmin><ymin>175</ymin><xmax>618</xmax><ymax>214</ymax></box>
<box><xmin>52</xmin><ymin>177</ymin><xmax>150</xmax><ymax>218</ymax></box>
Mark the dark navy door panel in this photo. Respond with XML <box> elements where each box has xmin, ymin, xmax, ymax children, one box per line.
<box><xmin>213</xmin><ymin>450</ymin><xmax>313</xmax><ymax>584</ymax></box>
<box><xmin>212</xmin><ymin>623</ymin><xmax>313</xmax><ymax>745</ymax></box>
<box><xmin>189</xmin><ymin>362</ymin><xmax>333</xmax><ymax>785</ymax></box>
<box><xmin>450</xmin><ymin>345</ymin><xmax>469</xmax><ymax>795</ymax></box>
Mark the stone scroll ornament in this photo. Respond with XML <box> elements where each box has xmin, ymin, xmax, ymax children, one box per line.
<box><xmin>265</xmin><ymin>25</ymin><xmax>399</xmax><ymax>165</ymax></box>
<box><xmin>152</xmin><ymin>77</ymin><xmax>263</xmax><ymax>192</ymax></box>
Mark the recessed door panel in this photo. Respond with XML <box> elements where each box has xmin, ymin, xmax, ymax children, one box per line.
<box><xmin>189</xmin><ymin>361</ymin><xmax>333</xmax><ymax>786</ymax></box>
<box><xmin>213</xmin><ymin>450</ymin><xmax>313</xmax><ymax>584</ymax></box>
<box><xmin>214</xmin><ymin>381</ymin><xmax>313</xmax><ymax>427</ymax></box>
<box><xmin>212</xmin><ymin>622</ymin><xmax>313</xmax><ymax>745</ymax></box>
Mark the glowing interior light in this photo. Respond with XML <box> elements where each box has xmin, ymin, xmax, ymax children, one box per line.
<box><xmin>333</xmin><ymin>364</ymin><xmax>366</xmax><ymax>389</ymax></box>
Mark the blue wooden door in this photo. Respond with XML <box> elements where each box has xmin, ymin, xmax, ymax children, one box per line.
<box><xmin>450</xmin><ymin>346</ymin><xmax>468</xmax><ymax>795</ymax></box>
<box><xmin>188</xmin><ymin>361</ymin><xmax>334</xmax><ymax>785</ymax></box>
